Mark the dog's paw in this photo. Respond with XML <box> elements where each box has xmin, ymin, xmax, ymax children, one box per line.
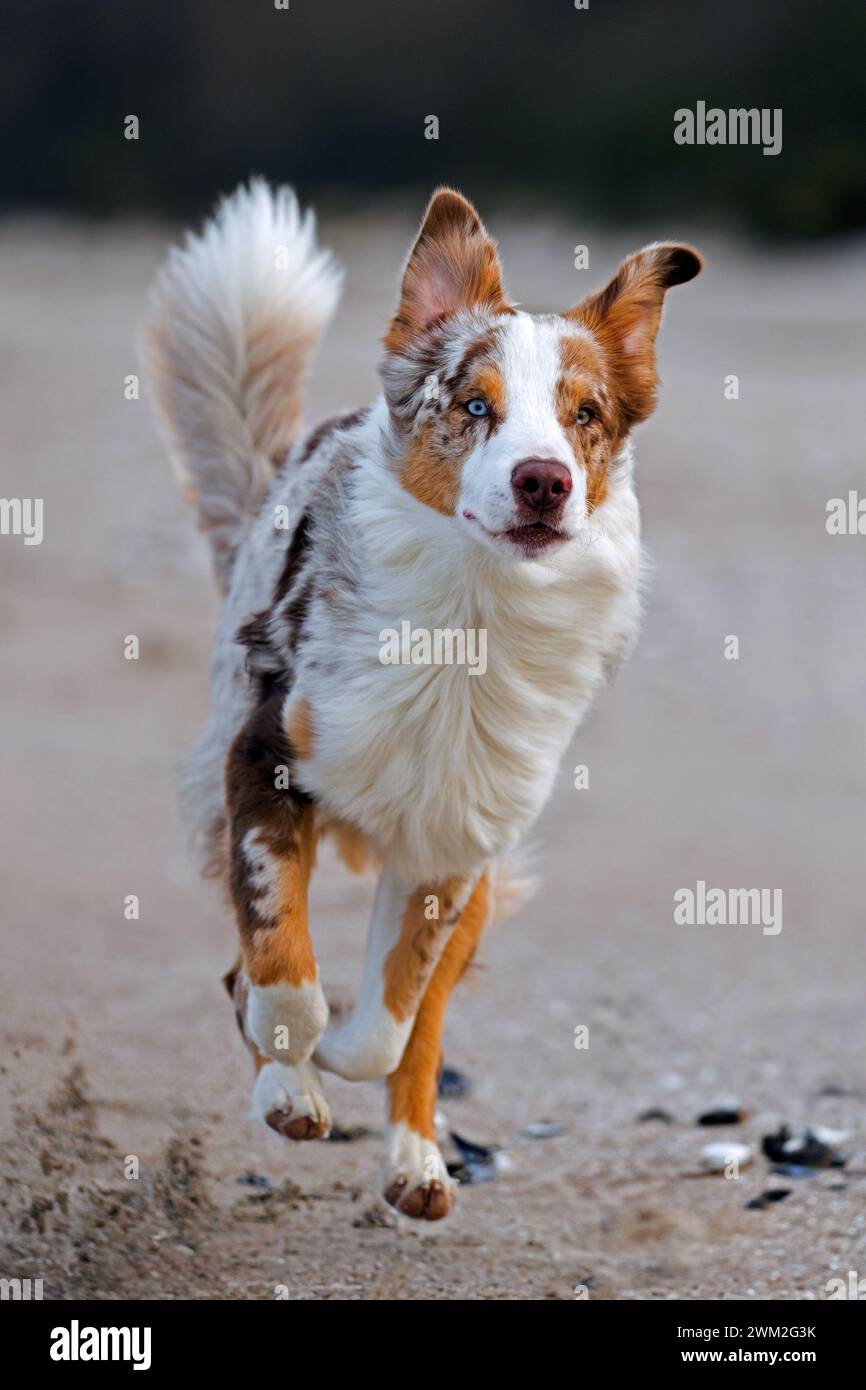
<box><xmin>245</xmin><ymin>980</ymin><xmax>329</xmax><ymax>1065</ymax></box>
<box><xmin>381</xmin><ymin>1123</ymin><xmax>457</xmax><ymax>1221</ymax></box>
<box><xmin>251</xmin><ymin>1059</ymin><xmax>331</xmax><ymax>1141</ymax></box>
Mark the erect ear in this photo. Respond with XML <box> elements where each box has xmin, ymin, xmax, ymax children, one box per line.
<box><xmin>567</xmin><ymin>242</ymin><xmax>702</xmax><ymax>424</ymax></box>
<box><xmin>384</xmin><ymin>187</ymin><xmax>511</xmax><ymax>353</ymax></box>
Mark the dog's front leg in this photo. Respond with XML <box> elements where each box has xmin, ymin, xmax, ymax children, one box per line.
<box><xmin>314</xmin><ymin>862</ymin><xmax>476</xmax><ymax>1083</ymax></box>
<box><xmin>224</xmin><ymin>961</ymin><xmax>332</xmax><ymax>1141</ymax></box>
<box><xmin>381</xmin><ymin>870</ymin><xmax>491</xmax><ymax>1220</ymax></box>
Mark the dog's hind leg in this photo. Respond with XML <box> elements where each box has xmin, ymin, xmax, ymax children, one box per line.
<box><xmin>314</xmin><ymin>863</ymin><xmax>487</xmax><ymax>1086</ymax></box>
<box><xmin>224</xmin><ymin>693</ymin><xmax>330</xmax><ymax>1135</ymax></box>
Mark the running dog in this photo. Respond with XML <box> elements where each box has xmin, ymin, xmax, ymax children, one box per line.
<box><xmin>144</xmin><ymin>181</ymin><xmax>701</xmax><ymax>1219</ymax></box>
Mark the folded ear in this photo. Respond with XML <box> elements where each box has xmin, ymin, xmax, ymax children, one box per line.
<box><xmin>567</xmin><ymin>242</ymin><xmax>702</xmax><ymax>425</ymax></box>
<box><xmin>384</xmin><ymin>188</ymin><xmax>511</xmax><ymax>353</ymax></box>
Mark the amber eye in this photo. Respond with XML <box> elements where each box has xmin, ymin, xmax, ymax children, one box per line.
<box><xmin>576</xmin><ymin>406</ymin><xmax>594</xmax><ymax>426</ymax></box>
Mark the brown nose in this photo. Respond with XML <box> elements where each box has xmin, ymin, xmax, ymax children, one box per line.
<box><xmin>511</xmin><ymin>459</ymin><xmax>573</xmax><ymax>517</ymax></box>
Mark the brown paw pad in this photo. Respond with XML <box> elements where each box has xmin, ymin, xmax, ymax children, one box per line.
<box><xmin>266</xmin><ymin>1105</ymin><xmax>329</xmax><ymax>1142</ymax></box>
<box><xmin>383</xmin><ymin>1175</ymin><xmax>454</xmax><ymax>1221</ymax></box>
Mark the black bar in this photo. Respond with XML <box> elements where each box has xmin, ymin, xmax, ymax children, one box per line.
<box><xmin>8</xmin><ymin>1296</ymin><xmax>859</xmax><ymax>1372</ymax></box>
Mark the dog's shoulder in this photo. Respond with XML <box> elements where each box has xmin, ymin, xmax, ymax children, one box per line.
<box><xmin>295</xmin><ymin>406</ymin><xmax>372</xmax><ymax>467</ymax></box>
<box><xmin>231</xmin><ymin>404</ymin><xmax>374</xmax><ymax>685</ymax></box>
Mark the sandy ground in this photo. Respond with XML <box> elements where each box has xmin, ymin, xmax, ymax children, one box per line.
<box><xmin>1</xmin><ymin>209</ymin><xmax>865</xmax><ymax>1301</ymax></box>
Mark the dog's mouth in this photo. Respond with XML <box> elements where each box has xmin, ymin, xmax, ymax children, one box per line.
<box><xmin>463</xmin><ymin>511</ymin><xmax>571</xmax><ymax>557</ymax></box>
<box><xmin>494</xmin><ymin>519</ymin><xmax>569</xmax><ymax>556</ymax></box>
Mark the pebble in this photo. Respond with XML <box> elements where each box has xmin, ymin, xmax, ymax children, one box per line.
<box><xmin>700</xmin><ymin>1141</ymin><xmax>753</xmax><ymax>1171</ymax></box>
<box><xmin>746</xmin><ymin>1189</ymin><xmax>792</xmax><ymax>1210</ymax></box>
<box><xmin>762</xmin><ymin>1125</ymin><xmax>846</xmax><ymax>1168</ymax></box>
<box><xmin>522</xmin><ymin>1122</ymin><xmax>565</xmax><ymax>1139</ymax></box>
<box><xmin>327</xmin><ymin>1123</ymin><xmax>374</xmax><ymax>1144</ymax></box>
<box><xmin>438</xmin><ymin>1067</ymin><xmax>471</xmax><ymax>1099</ymax></box>
<box><xmin>770</xmin><ymin>1162</ymin><xmax>818</xmax><ymax>1180</ymax></box>
<box><xmin>449</xmin><ymin>1131</ymin><xmax>509</xmax><ymax>1184</ymax></box>
<box><xmin>236</xmin><ymin>1172</ymin><xmax>272</xmax><ymax>1190</ymax></box>
<box><xmin>697</xmin><ymin>1107</ymin><xmax>747</xmax><ymax>1126</ymax></box>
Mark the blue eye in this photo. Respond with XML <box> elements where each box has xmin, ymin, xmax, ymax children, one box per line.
<box><xmin>465</xmin><ymin>398</ymin><xmax>489</xmax><ymax>417</ymax></box>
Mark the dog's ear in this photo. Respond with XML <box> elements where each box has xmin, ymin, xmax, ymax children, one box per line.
<box><xmin>567</xmin><ymin>243</ymin><xmax>702</xmax><ymax>425</ymax></box>
<box><xmin>384</xmin><ymin>188</ymin><xmax>510</xmax><ymax>353</ymax></box>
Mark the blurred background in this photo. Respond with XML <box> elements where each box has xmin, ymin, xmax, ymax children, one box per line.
<box><xmin>1</xmin><ymin>0</ymin><xmax>865</xmax><ymax>1301</ymax></box>
<box><xmin>2</xmin><ymin>0</ymin><xmax>865</xmax><ymax>237</ymax></box>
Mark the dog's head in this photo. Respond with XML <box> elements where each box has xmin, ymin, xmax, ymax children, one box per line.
<box><xmin>380</xmin><ymin>188</ymin><xmax>701</xmax><ymax>559</ymax></box>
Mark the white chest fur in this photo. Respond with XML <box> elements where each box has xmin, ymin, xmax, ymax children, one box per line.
<box><xmin>292</xmin><ymin>459</ymin><xmax>642</xmax><ymax>883</ymax></box>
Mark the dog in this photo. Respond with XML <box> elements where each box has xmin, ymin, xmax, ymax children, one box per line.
<box><xmin>144</xmin><ymin>181</ymin><xmax>701</xmax><ymax>1220</ymax></box>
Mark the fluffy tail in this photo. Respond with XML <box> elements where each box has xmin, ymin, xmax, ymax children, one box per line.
<box><xmin>143</xmin><ymin>179</ymin><xmax>342</xmax><ymax>592</ymax></box>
